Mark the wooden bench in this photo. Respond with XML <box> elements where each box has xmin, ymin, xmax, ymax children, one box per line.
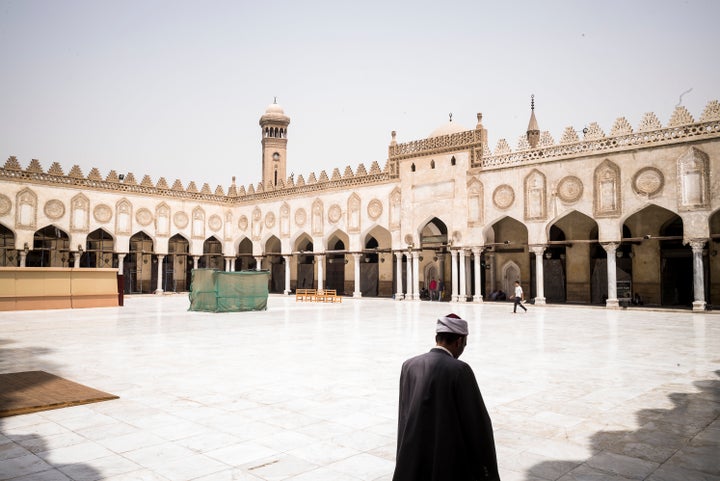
<box><xmin>295</xmin><ymin>288</ymin><xmax>317</xmax><ymax>302</ymax></box>
<box><xmin>314</xmin><ymin>289</ymin><xmax>342</xmax><ymax>303</ymax></box>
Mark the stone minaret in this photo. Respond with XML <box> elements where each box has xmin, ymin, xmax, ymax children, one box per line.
<box><xmin>526</xmin><ymin>94</ymin><xmax>540</xmax><ymax>149</ymax></box>
<box><xmin>259</xmin><ymin>98</ymin><xmax>290</xmax><ymax>187</ymax></box>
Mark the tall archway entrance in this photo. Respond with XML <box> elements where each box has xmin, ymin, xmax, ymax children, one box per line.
<box><xmin>710</xmin><ymin>210</ymin><xmax>720</xmax><ymax>308</ymax></box>
<box><xmin>486</xmin><ymin>217</ymin><xmax>529</xmax><ymax>299</ymax></box>
<box><xmin>265</xmin><ymin>236</ymin><xmax>284</xmax><ymax>293</ymax></box>
<box><xmin>200</xmin><ymin>236</ymin><xmax>223</xmax><ymax>270</ymax></box>
<box><xmin>82</xmin><ymin>229</ymin><xmax>115</xmax><ymax>268</ymax></box>
<box><xmin>125</xmin><ymin>232</ymin><xmax>155</xmax><ymax>293</ymax></box>
<box><xmin>326</xmin><ymin>234</ymin><xmax>347</xmax><ymax>294</ymax></box>
<box><xmin>419</xmin><ymin>218</ymin><xmax>449</xmax><ymax>298</ymax></box>
<box><xmin>235</xmin><ymin>238</ymin><xmax>254</xmax><ymax>271</ymax></box>
<box><xmin>167</xmin><ymin>234</ymin><xmax>191</xmax><ymax>292</ymax></box>
<box><xmin>295</xmin><ymin>234</ymin><xmax>314</xmax><ymax>290</ymax></box>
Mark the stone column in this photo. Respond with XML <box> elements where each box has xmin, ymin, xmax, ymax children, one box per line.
<box><xmin>73</xmin><ymin>251</ymin><xmax>81</xmax><ymax>268</ymax></box>
<box><xmin>117</xmin><ymin>253</ymin><xmax>126</xmax><ymax>275</ymax></box>
<box><xmin>472</xmin><ymin>248</ymin><xmax>483</xmax><ymax>302</ymax></box>
<box><xmin>395</xmin><ymin>252</ymin><xmax>404</xmax><ymax>300</ymax></box>
<box><xmin>254</xmin><ymin>256</ymin><xmax>261</xmax><ymax>271</ymax></box>
<box><xmin>283</xmin><ymin>256</ymin><xmax>291</xmax><ymax>295</ymax></box>
<box><xmin>487</xmin><ymin>252</ymin><xmax>496</xmax><ymax>293</ymax></box>
<box><xmin>193</xmin><ymin>256</ymin><xmax>199</xmax><ymax>270</ymax></box>
<box><xmin>450</xmin><ymin>250</ymin><xmax>459</xmax><ymax>302</ymax></box>
<box><xmin>689</xmin><ymin>240</ymin><xmax>707</xmax><ymax>311</ymax></box>
<box><xmin>603</xmin><ymin>243</ymin><xmax>619</xmax><ymax>308</ymax></box>
<box><xmin>353</xmin><ymin>253</ymin><xmax>362</xmax><ymax>298</ymax></box>
<box><xmin>317</xmin><ymin>255</ymin><xmax>325</xmax><ymax>290</ymax></box>
<box><xmin>412</xmin><ymin>251</ymin><xmax>420</xmax><ymax>300</ymax></box>
<box><xmin>19</xmin><ymin>249</ymin><xmax>27</xmax><ymax>267</ymax></box>
<box><xmin>155</xmin><ymin>254</ymin><xmax>165</xmax><ymax>294</ymax></box>
<box><xmin>531</xmin><ymin>246</ymin><xmax>547</xmax><ymax>305</ymax></box>
<box><xmin>458</xmin><ymin>249</ymin><xmax>467</xmax><ymax>302</ymax></box>
<box><xmin>406</xmin><ymin>251</ymin><xmax>413</xmax><ymax>299</ymax></box>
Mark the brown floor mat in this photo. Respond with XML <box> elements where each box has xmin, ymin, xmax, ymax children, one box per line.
<box><xmin>0</xmin><ymin>371</ymin><xmax>118</xmax><ymax>417</ymax></box>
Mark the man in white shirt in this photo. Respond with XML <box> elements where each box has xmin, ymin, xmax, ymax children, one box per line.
<box><xmin>512</xmin><ymin>280</ymin><xmax>527</xmax><ymax>313</ymax></box>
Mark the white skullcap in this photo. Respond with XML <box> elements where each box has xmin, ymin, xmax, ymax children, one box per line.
<box><xmin>436</xmin><ymin>314</ymin><xmax>468</xmax><ymax>335</ymax></box>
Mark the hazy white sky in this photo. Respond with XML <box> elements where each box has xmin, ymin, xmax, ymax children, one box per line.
<box><xmin>1</xmin><ymin>0</ymin><xmax>718</xmax><ymax>191</ymax></box>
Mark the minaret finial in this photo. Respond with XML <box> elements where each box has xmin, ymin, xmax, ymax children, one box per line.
<box><xmin>531</xmin><ymin>94</ymin><xmax>535</xmax><ymax>111</ymax></box>
<box><xmin>449</xmin><ymin>112</ymin><xmax>453</xmax><ymax>122</ymax></box>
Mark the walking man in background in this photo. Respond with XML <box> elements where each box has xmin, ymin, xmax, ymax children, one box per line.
<box><xmin>393</xmin><ymin>313</ymin><xmax>500</xmax><ymax>481</ymax></box>
<box><xmin>512</xmin><ymin>280</ymin><xmax>527</xmax><ymax>313</ymax></box>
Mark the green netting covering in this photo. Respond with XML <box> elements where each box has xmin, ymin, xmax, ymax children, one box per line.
<box><xmin>188</xmin><ymin>269</ymin><xmax>269</xmax><ymax>312</ymax></box>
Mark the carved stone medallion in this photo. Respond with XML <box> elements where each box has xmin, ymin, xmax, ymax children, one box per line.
<box><xmin>295</xmin><ymin>208</ymin><xmax>307</xmax><ymax>227</ymax></box>
<box><xmin>174</xmin><ymin>211</ymin><xmax>189</xmax><ymax>229</ymax></box>
<box><xmin>404</xmin><ymin>234</ymin><xmax>414</xmax><ymax>245</ymax></box>
<box><xmin>492</xmin><ymin>184</ymin><xmax>515</xmax><ymax>209</ymax></box>
<box><xmin>93</xmin><ymin>204</ymin><xmax>112</xmax><ymax>223</ymax></box>
<box><xmin>265</xmin><ymin>211</ymin><xmax>276</xmax><ymax>228</ymax></box>
<box><xmin>633</xmin><ymin>167</ymin><xmax>664</xmax><ymax>197</ymax></box>
<box><xmin>557</xmin><ymin>176</ymin><xmax>584</xmax><ymax>203</ymax></box>
<box><xmin>44</xmin><ymin>199</ymin><xmax>65</xmax><ymax>219</ymax></box>
<box><xmin>367</xmin><ymin>199</ymin><xmax>383</xmax><ymax>220</ymax></box>
<box><xmin>0</xmin><ymin>194</ymin><xmax>10</xmax><ymax>216</ymax></box>
<box><xmin>208</xmin><ymin>214</ymin><xmax>222</xmax><ymax>232</ymax></box>
<box><xmin>238</xmin><ymin>215</ymin><xmax>248</xmax><ymax>231</ymax></box>
<box><xmin>136</xmin><ymin>208</ymin><xmax>153</xmax><ymax>226</ymax></box>
<box><xmin>328</xmin><ymin>204</ymin><xmax>342</xmax><ymax>224</ymax></box>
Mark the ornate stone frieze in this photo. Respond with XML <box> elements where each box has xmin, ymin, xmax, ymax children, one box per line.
<box><xmin>136</xmin><ymin>208</ymin><xmax>153</xmax><ymax>227</ymax></box>
<box><xmin>367</xmin><ymin>199</ymin><xmax>383</xmax><ymax>220</ymax></box>
<box><xmin>294</xmin><ymin>208</ymin><xmax>306</xmax><ymax>227</ymax></box>
<box><xmin>632</xmin><ymin>167</ymin><xmax>664</xmax><ymax>198</ymax></box>
<box><xmin>16</xmin><ymin>188</ymin><xmax>37</xmax><ymax>230</ymax></box>
<box><xmin>389</xmin><ymin>188</ymin><xmax>401</xmax><ymax>231</ymax></box>
<box><xmin>192</xmin><ymin>206</ymin><xmax>205</xmax><ymax>239</ymax></box>
<box><xmin>156</xmin><ymin>203</ymin><xmax>170</xmax><ymax>237</ymax></box>
<box><xmin>264</xmin><ymin>211</ymin><xmax>275</xmax><ymax>229</ymax></box>
<box><xmin>115</xmin><ymin>199</ymin><xmax>132</xmax><ymax>235</ymax></box>
<box><xmin>524</xmin><ymin>169</ymin><xmax>547</xmax><ymax>221</ymax></box>
<box><xmin>44</xmin><ymin>199</ymin><xmax>65</xmax><ymax>220</ymax></box>
<box><xmin>348</xmin><ymin>194</ymin><xmax>360</xmax><ymax>233</ymax></box>
<box><xmin>637</xmin><ymin>112</ymin><xmax>662</xmax><ymax>132</ymax></box>
<box><xmin>677</xmin><ymin>147</ymin><xmax>710</xmax><ymax>211</ymax></box>
<box><xmin>251</xmin><ymin>207</ymin><xmax>262</xmax><ymax>240</ymax></box>
<box><xmin>556</xmin><ymin>176</ymin><xmax>583</xmax><ymax>204</ymax></box>
<box><xmin>593</xmin><ymin>160</ymin><xmax>621</xmax><ymax>218</ymax></box>
<box><xmin>280</xmin><ymin>203</ymin><xmax>290</xmax><ymax>238</ymax></box>
<box><xmin>209</xmin><ymin>214</ymin><xmax>223</xmax><ymax>232</ymax></box>
<box><xmin>493</xmin><ymin>184</ymin><xmax>515</xmax><ymax>210</ymax></box>
<box><xmin>328</xmin><ymin>204</ymin><xmax>342</xmax><ymax>224</ymax></box>
<box><xmin>174</xmin><ymin>211</ymin><xmax>189</xmax><ymax>229</ymax></box>
<box><xmin>70</xmin><ymin>193</ymin><xmax>90</xmax><ymax>232</ymax></box>
<box><xmin>0</xmin><ymin>194</ymin><xmax>11</xmax><ymax>216</ymax></box>
<box><xmin>312</xmin><ymin>199</ymin><xmax>324</xmax><ymax>236</ymax></box>
<box><xmin>238</xmin><ymin>215</ymin><xmax>248</xmax><ymax>231</ymax></box>
<box><xmin>467</xmin><ymin>179</ymin><xmax>483</xmax><ymax>226</ymax></box>
<box><xmin>668</xmin><ymin>106</ymin><xmax>694</xmax><ymax>127</ymax></box>
<box><xmin>610</xmin><ymin>117</ymin><xmax>633</xmax><ymax>136</ymax></box>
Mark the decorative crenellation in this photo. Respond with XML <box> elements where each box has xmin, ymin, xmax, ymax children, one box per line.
<box><xmin>480</xmin><ymin>101</ymin><xmax>720</xmax><ymax>169</ymax></box>
<box><xmin>389</xmin><ymin>129</ymin><xmax>484</xmax><ymax>162</ymax></box>
<box><xmin>481</xmin><ymin>101</ymin><xmax>720</xmax><ymax>169</ymax></box>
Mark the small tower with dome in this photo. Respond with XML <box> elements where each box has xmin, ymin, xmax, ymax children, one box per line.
<box><xmin>259</xmin><ymin>98</ymin><xmax>290</xmax><ymax>187</ymax></box>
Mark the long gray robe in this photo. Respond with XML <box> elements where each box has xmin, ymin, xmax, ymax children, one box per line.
<box><xmin>393</xmin><ymin>348</ymin><xmax>500</xmax><ymax>481</ymax></box>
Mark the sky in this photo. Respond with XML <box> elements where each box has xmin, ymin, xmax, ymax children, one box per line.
<box><xmin>1</xmin><ymin>0</ymin><xmax>718</xmax><ymax>191</ymax></box>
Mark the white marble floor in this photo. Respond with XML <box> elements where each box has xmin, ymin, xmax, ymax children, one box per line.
<box><xmin>0</xmin><ymin>295</ymin><xmax>718</xmax><ymax>481</ymax></box>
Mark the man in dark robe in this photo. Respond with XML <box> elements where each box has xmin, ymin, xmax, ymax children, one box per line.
<box><xmin>393</xmin><ymin>313</ymin><xmax>500</xmax><ymax>481</ymax></box>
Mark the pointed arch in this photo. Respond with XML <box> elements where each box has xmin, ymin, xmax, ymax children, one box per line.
<box><xmin>192</xmin><ymin>206</ymin><xmax>206</xmax><ymax>239</ymax></box>
<box><xmin>156</xmin><ymin>202</ymin><xmax>171</xmax><ymax>237</ymax></box>
<box><xmin>115</xmin><ymin>198</ymin><xmax>132</xmax><ymax>235</ymax></box>
<box><xmin>677</xmin><ymin>147</ymin><xmax>710</xmax><ymax>211</ymax></box>
<box><xmin>524</xmin><ymin>169</ymin><xmax>547</xmax><ymax>221</ymax></box>
<box><xmin>16</xmin><ymin>187</ymin><xmax>37</xmax><ymax>230</ymax></box>
<box><xmin>280</xmin><ymin>202</ymin><xmax>291</xmax><ymax>238</ymax></box>
<box><xmin>312</xmin><ymin>199</ymin><xmax>324</xmax><ymax>236</ymax></box>
<box><xmin>467</xmin><ymin>178</ymin><xmax>484</xmax><ymax>226</ymax></box>
<box><xmin>70</xmin><ymin>193</ymin><xmax>90</xmax><ymax>232</ymax></box>
<box><xmin>348</xmin><ymin>193</ymin><xmax>361</xmax><ymax>233</ymax></box>
<box><xmin>0</xmin><ymin>222</ymin><xmax>16</xmax><ymax>266</ymax></box>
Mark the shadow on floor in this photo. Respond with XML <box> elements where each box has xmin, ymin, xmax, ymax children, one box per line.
<box><xmin>1</xmin><ymin>338</ymin><xmax>103</xmax><ymax>481</ymax></box>
<box><xmin>525</xmin><ymin>370</ymin><xmax>720</xmax><ymax>480</ymax></box>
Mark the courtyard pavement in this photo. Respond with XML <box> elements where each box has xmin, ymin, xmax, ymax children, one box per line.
<box><xmin>0</xmin><ymin>295</ymin><xmax>718</xmax><ymax>481</ymax></box>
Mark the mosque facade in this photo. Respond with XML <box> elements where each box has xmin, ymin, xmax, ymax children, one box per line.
<box><xmin>1</xmin><ymin>99</ymin><xmax>719</xmax><ymax>310</ymax></box>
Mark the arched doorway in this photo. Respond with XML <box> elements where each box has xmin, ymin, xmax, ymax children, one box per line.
<box><xmin>167</xmin><ymin>234</ymin><xmax>191</xmax><ymax>292</ymax></box>
<box><xmin>623</xmin><ymin>205</ymin><xmax>691</xmax><ymax>307</ymax></box>
<box><xmin>265</xmin><ymin>236</ymin><xmax>284</xmax><ymax>293</ymax></box>
<box><xmin>295</xmin><ymin>234</ymin><xmax>314</xmax><ymax>290</ymax></box>
<box><xmin>82</xmin><ymin>229</ymin><xmax>115</xmax><ymax>268</ymax></box>
<box><xmin>200</xmin><ymin>236</ymin><xmax>223</xmax><ymax>270</ymax></box>
<box><xmin>235</xmin><ymin>238</ymin><xmax>254</xmax><ymax>271</ymax></box>
<box><xmin>419</xmin><ymin>218</ymin><xmax>449</xmax><ymax>298</ymax></box>
<box><xmin>27</xmin><ymin>226</ymin><xmax>70</xmax><ymax>267</ymax></box>
<box><xmin>486</xmin><ymin>217</ymin><xmax>529</xmax><ymax>300</ymax></box>
<box><xmin>125</xmin><ymin>232</ymin><xmax>155</xmax><ymax>293</ymax></box>
<box><xmin>710</xmin><ymin>210</ymin><xmax>720</xmax><ymax>308</ymax></box>
<box><xmin>0</xmin><ymin>224</ymin><xmax>17</xmax><ymax>266</ymax></box>
<box><xmin>361</xmin><ymin>236</ymin><xmax>379</xmax><ymax>296</ymax></box>
<box><xmin>326</xmin><ymin>234</ymin><xmax>347</xmax><ymax>295</ymax></box>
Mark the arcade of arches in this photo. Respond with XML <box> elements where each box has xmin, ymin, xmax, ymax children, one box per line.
<box><xmin>2</xmin><ymin>204</ymin><xmax>719</xmax><ymax>309</ymax></box>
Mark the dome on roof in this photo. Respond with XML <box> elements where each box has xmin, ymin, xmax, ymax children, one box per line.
<box><xmin>428</xmin><ymin>120</ymin><xmax>468</xmax><ymax>138</ymax></box>
<box><xmin>260</xmin><ymin>99</ymin><xmax>290</xmax><ymax>126</ymax></box>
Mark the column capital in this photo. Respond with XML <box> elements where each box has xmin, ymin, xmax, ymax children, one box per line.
<box><xmin>529</xmin><ymin>245</ymin><xmax>547</xmax><ymax>255</ymax></box>
<box><xmin>411</xmin><ymin>250</ymin><xmax>420</xmax><ymax>259</ymax></box>
<box><xmin>352</xmin><ymin>252</ymin><xmax>362</xmax><ymax>260</ymax></box>
<box><xmin>601</xmin><ymin>242</ymin><xmax>620</xmax><ymax>253</ymax></box>
<box><xmin>687</xmin><ymin>238</ymin><xmax>707</xmax><ymax>252</ymax></box>
<box><xmin>471</xmin><ymin>246</ymin><xmax>485</xmax><ymax>255</ymax></box>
